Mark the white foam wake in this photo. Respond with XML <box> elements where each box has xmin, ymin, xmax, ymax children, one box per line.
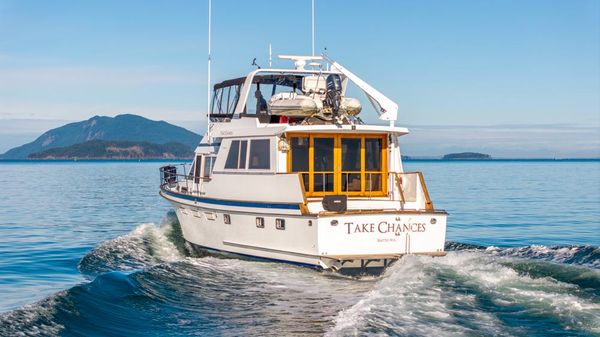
<box><xmin>327</xmin><ymin>252</ymin><xmax>600</xmax><ymax>336</ymax></box>
<box><xmin>78</xmin><ymin>217</ymin><xmax>186</xmax><ymax>274</ymax></box>
<box><xmin>486</xmin><ymin>244</ymin><xmax>600</xmax><ymax>269</ymax></box>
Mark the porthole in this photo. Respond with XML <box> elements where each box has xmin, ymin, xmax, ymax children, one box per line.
<box><xmin>276</xmin><ymin>218</ymin><xmax>285</xmax><ymax>230</ymax></box>
<box><xmin>256</xmin><ymin>217</ymin><xmax>265</xmax><ymax>228</ymax></box>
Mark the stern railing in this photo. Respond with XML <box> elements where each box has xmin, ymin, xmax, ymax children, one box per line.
<box><xmin>159</xmin><ymin>164</ymin><xmax>210</xmax><ymax>195</ymax></box>
<box><xmin>391</xmin><ymin>172</ymin><xmax>434</xmax><ymax>211</ymax></box>
<box><xmin>160</xmin><ymin>166</ymin><xmax>434</xmax><ymax>212</ymax></box>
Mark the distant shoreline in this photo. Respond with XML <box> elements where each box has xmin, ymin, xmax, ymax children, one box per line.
<box><xmin>0</xmin><ymin>158</ymin><xmax>598</xmax><ymax>163</ymax></box>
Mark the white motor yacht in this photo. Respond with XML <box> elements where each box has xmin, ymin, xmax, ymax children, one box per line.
<box><xmin>159</xmin><ymin>55</ymin><xmax>447</xmax><ymax>273</ymax></box>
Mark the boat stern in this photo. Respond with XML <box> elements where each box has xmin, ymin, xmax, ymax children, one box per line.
<box><xmin>316</xmin><ymin>211</ymin><xmax>447</xmax><ymax>273</ymax></box>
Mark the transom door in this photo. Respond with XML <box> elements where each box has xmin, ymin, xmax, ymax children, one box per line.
<box><xmin>288</xmin><ymin>133</ymin><xmax>387</xmax><ymax>197</ymax></box>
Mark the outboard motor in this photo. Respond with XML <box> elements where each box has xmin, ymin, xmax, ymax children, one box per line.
<box><xmin>325</xmin><ymin>74</ymin><xmax>343</xmax><ymax>117</ymax></box>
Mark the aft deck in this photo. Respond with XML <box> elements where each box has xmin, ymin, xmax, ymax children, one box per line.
<box><xmin>160</xmin><ymin>164</ymin><xmax>438</xmax><ymax>215</ymax></box>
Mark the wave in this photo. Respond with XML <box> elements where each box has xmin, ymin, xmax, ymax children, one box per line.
<box><xmin>447</xmin><ymin>241</ymin><xmax>600</xmax><ymax>269</ymax></box>
<box><xmin>0</xmin><ymin>256</ymin><xmax>374</xmax><ymax>336</ymax></box>
<box><xmin>1</xmin><ymin>216</ymin><xmax>599</xmax><ymax>336</ymax></box>
<box><xmin>77</xmin><ymin>211</ymin><xmax>188</xmax><ymax>276</ymax></box>
<box><xmin>486</xmin><ymin>245</ymin><xmax>600</xmax><ymax>269</ymax></box>
<box><xmin>327</xmin><ymin>252</ymin><xmax>600</xmax><ymax>337</ymax></box>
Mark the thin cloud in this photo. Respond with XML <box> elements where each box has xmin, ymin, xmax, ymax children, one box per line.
<box><xmin>0</xmin><ymin>66</ymin><xmax>205</xmax><ymax>87</ymax></box>
<box><xmin>401</xmin><ymin>124</ymin><xmax>600</xmax><ymax>158</ymax></box>
<box><xmin>0</xmin><ymin>101</ymin><xmax>207</xmax><ymax>123</ymax></box>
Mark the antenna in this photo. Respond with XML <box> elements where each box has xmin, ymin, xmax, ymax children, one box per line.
<box><xmin>311</xmin><ymin>0</ymin><xmax>315</xmax><ymax>56</ymax></box>
<box><xmin>206</xmin><ymin>0</ymin><xmax>212</xmax><ymax>144</ymax></box>
<box><xmin>269</xmin><ymin>43</ymin><xmax>272</xmax><ymax>67</ymax></box>
<box><xmin>252</xmin><ymin>58</ymin><xmax>261</xmax><ymax>69</ymax></box>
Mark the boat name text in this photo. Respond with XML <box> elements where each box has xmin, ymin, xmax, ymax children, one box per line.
<box><xmin>345</xmin><ymin>221</ymin><xmax>426</xmax><ymax>235</ymax></box>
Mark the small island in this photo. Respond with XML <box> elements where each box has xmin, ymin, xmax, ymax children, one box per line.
<box><xmin>442</xmin><ymin>152</ymin><xmax>492</xmax><ymax>160</ymax></box>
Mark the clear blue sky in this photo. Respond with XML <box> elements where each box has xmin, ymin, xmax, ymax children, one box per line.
<box><xmin>0</xmin><ymin>0</ymin><xmax>598</xmax><ymax>156</ymax></box>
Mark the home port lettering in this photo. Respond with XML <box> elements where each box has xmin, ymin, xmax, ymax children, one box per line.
<box><xmin>345</xmin><ymin>219</ymin><xmax>427</xmax><ymax>236</ymax></box>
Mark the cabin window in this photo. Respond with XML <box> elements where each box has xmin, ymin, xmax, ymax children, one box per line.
<box><xmin>290</xmin><ymin>137</ymin><xmax>310</xmax><ymax>191</ymax></box>
<box><xmin>248</xmin><ymin>139</ymin><xmax>270</xmax><ymax>169</ymax></box>
<box><xmin>341</xmin><ymin>138</ymin><xmax>361</xmax><ymax>192</ymax></box>
<box><xmin>225</xmin><ymin>140</ymin><xmax>248</xmax><ymax>169</ymax></box>
<box><xmin>194</xmin><ymin>155</ymin><xmax>202</xmax><ymax>183</ymax></box>
<box><xmin>211</xmin><ymin>82</ymin><xmax>242</xmax><ymax>120</ymax></box>
<box><xmin>203</xmin><ymin>156</ymin><xmax>216</xmax><ymax>178</ymax></box>
<box><xmin>239</xmin><ymin>141</ymin><xmax>247</xmax><ymax>168</ymax></box>
<box><xmin>365</xmin><ymin>138</ymin><xmax>383</xmax><ymax>191</ymax></box>
<box><xmin>287</xmin><ymin>133</ymin><xmax>387</xmax><ymax>197</ymax></box>
<box><xmin>225</xmin><ymin>141</ymin><xmax>239</xmax><ymax>169</ymax></box>
<box><xmin>313</xmin><ymin>137</ymin><xmax>335</xmax><ymax>192</ymax></box>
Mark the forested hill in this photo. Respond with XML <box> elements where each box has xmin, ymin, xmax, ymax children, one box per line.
<box><xmin>28</xmin><ymin>140</ymin><xmax>194</xmax><ymax>160</ymax></box>
<box><xmin>0</xmin><ymin>114</ymin><xmax>200</xmax><ymax>159</ymax></box>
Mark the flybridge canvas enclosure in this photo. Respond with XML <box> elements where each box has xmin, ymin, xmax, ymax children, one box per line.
<box><xmin>233</xmin><ymin>68</ymin><xmax>348</xmax><ymax>115</ymax></box>
<box><xmin>211</xmin><ymin>73</ymin><xmax>340</xmax><ymax>121</ymax></box>
<box><xmin>211</xmin><ymin>77</ymin><xmax>245</xmax><ymax>121</ymax></box>
<box><xmin>207</xmin><ymin>55</ymin><xmax>400</xmax><ymax>130</ymax></box>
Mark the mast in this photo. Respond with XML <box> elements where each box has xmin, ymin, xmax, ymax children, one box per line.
<box><xmin>269</xmin><ymin>43</ymin><xmax>272</xmax><ymax>67</ymax></box>
<box><xmin>311</xmin><ymin>0</ymin><xmax>315</xmax><ymax>56</ymax></box>
<box><xmin>207</xmin><ymin>0</ymin><xmax>212</xmax><ymax>144</ymax></box>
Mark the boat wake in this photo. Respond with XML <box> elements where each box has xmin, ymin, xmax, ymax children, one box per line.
<box><xmin>446</xmin><ymin>241</ymin><xmax>600</xmax><ymax>269</ymax></box>
<box><xmin>327</xmin><ymin>251</ymin><xmax>600</xmax><ymax>337</ymax></box>
<box><xmin>77</xmin><ymin>211</ymin><xmax>189</xmax><ymax>276</ymax></box>
<box><xmin>1</xmin><ymin>216</ymin><xmax>599</xmax><ymax>336</ymax></box>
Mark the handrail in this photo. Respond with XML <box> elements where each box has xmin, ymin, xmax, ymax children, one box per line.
<box><xmin>416</xmin><ymin>172</ymin><xmax>434</xmax><ymax>211</ymax></box>
<box><xmin>160</xmin><ymin>165</ymin><xmax>435</xmax><ymax>212</ymax></box>
<box><xmin>159</xmin><ymin>165</ymin><xmax>210</xmax><ymax>196</ymax></box>
<box><xmin>393</xmin><ymin>173</ymin><xmax>406</xmax><ymax>207</ymax></box>
<box><xmin>391</xmin><ymin>171</ymin><xmax>434</xmax><ymax>211</ymax></box>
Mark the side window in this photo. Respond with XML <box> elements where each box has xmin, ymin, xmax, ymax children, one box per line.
<box><xmin>248</xmin><ymin>139</ymin><xmax>270</xmax><ymax>169</ymax></box>
<box><xmin>238</xmin><ymin>140</ymin><xmax>247</xmax><ymax>169</ymax></box>
<box><xmin>225</xmin><ymin>140</ymin><xmax>240</xmax><ymax>169</ymax></box>
<box><xmin>203</xmin><ymin>156</ymin><xmax>215</xmax><ymax>178</ymax></box>
<box><xmin>224</xmin><ymin>140</ymin><xmax>248</xmax><ymax>169</ymax></box>
<box><xmin>194</xmin><ymin>155</ymin><xmax>202</xmax><ymax>182</ymax></box>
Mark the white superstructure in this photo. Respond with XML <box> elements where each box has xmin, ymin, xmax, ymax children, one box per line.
<box><xmin>159</xmin><ymin>56</ymin><xmax>447</xmax><ymax>273</ymax></box>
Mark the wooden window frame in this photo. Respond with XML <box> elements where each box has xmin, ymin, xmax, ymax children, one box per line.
<box><xmin>286</xmin><ymin>133</ymin><xmax>388</xmax><ymax>197</ymax></box>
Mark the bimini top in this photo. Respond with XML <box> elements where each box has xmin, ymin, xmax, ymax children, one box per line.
<box><xmin>209</xmin><ymin>55</ymin><xmax>399</xmax><ymax>126</ymax></box>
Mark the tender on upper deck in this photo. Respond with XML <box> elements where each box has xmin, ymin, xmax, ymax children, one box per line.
<box><xmin>208</xmin><ymin>55</ymin><xmax>399</xmax><ymax>129</ymax></box>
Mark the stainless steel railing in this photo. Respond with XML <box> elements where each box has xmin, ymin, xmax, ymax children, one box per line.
<box><xmin>160</xmin><ymin>165</ymin><xmax>434</xmax><ymax>211</ymax></box>
<box><xmin>159</xmin><ymin>164</ymin><xmax>210</xmax><ymax>195</ymax></box>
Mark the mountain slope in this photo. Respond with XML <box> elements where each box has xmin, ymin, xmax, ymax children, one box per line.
<box><xmin>28</xmin><ymin>140</ymin><xmax>193</xmax><ymax>159</ymax></box>
<box><xmin>0</xmin><ymin>114</ymin><xmax>200</xmax><ymax>159</ymax></box>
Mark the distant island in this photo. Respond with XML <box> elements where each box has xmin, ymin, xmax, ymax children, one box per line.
<box><xmin>442</xmin><ymin>152</ymin><xmax>492</xmax><ymax>160</ymax></box>
<box><xmin>29</xmin><ymin>140</ymin><xmax>194</xmax><ymax>160</ymax></box>
<box><xmin>0</xmin><ymin>114</ymin><xmax>200</xmax><ymax>160</ymax></box>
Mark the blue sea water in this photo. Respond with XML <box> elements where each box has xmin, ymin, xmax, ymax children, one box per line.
<box><xmin>0</xmin><ymin>160</ymin><xmax>598</xmax><ymax>336</ymax></box>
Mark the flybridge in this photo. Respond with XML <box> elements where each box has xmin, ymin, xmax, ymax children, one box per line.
<box><xmin>208</xmin><ymin>55</ymin><xmax>399</xmax><ymax>126</ymax></box>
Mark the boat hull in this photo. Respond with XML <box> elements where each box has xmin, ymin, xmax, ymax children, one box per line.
<box><xmin>162</xmin><ymin>190</ymin><xmax>447</xmax><ymax>273</ymax></box>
